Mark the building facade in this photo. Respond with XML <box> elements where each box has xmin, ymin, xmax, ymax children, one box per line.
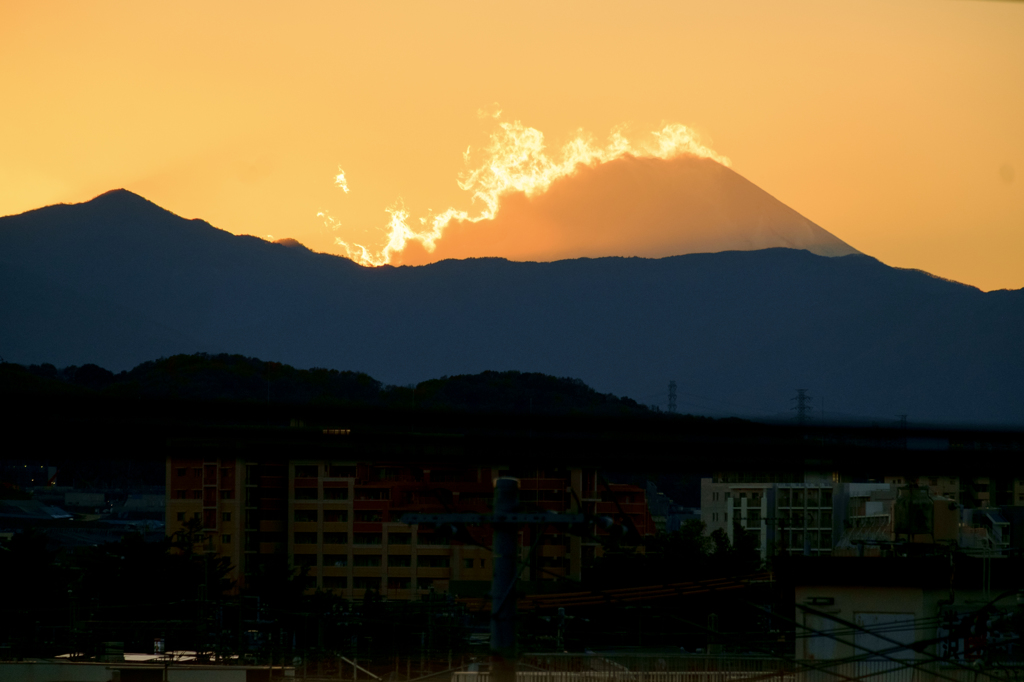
<box><xmin>166</xmin><ymin>455</ymin><xmax>654</xmax><ymax>599</ymax></box>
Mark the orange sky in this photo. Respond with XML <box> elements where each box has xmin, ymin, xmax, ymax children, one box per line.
<box><xmin>1</xmin><ymin>1</ymin><xmax>1021</xmax><ymax>290</ymax></box>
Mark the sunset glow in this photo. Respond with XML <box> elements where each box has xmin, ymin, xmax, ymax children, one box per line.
<box><xmin>327</xmin><ymin>120</ymin><xmax>731</xmax><ymax>267</ymax></box>
<box><xmin>1</xmin><ymin>1</ymin><xmax>1022</xmax><ymax>289</ymax></box>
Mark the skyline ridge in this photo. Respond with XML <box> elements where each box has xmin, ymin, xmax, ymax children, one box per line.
<box><xmin>1</xmin><ymin>190</ymin><xmax>1020</xmax><ymax>426</ymax></box>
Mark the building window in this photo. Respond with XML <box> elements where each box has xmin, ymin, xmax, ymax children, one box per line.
<box><xmin>389</xmin><ymin>533</ymin><xmax>412</xmax><ymax>545</ymax></box>
<box><xmin>480</xmin><ymin>559</ymin><xmax>486</xmax><ymax>568</ymax></box>
<box><xmin>294</xmin><ymin>488</ymin><xmax>318</xmax><ymax>500</ymax></box>
<box><xmin>176</xmin><ymin>490</ymin><xmax>188</xmax><ymax>499</ymax></box>
<box><xmin>222</xmin><ymin>512</ymin><xmax>232</xmax><ymax>522</ymax></box>
<box><xmin>221</xmin><ymin>534</ymin><xmax>231</xmax><ymax>544</ymax></box>
<box><xmin>353</xmin><ymin>533</ymin><xmax>382</xmax><ymax>545</ymax></box>
<box><xmin>295</xmin><ymin>465</ymin><xmax>319</xmax><ymax>479</ymax></box>
<box><xmin>192</xmin><ymin>490</ymin><xmax>202</xmax><ymax>499</ymax></box>
<box><xmin>324</xmin><ymin>554</ymin><xmax>347</xmax><ymax>567</ymax></box>
<box><xmin>353</xmin><ymin>577</ymin><xmax>380</xmax><ymax>590</ymax></box>
<box><xmin>355</xmin><ymin>489</ymin><xmax>389</xmax><ymax>500</ymax></box>
<box><xmin>355</xmin><ymin>510</ymin><xmax>384</xmax><ymax>522</ymax></box>
<box><xmin>193</xmin><ymin>511</ymin><xmax>201</xmax><ymax>520</ymax></box>
<box><xmin>388</xmin><ymin>578</ymin><xmax>411</xmax><ymax>590</ymax></box>
<box><xmin>294</xmin><ymin>532</ymin><xmax>318</xmax><ymax>544</ymax></box>
<box><xmin>324</xmin><ymin>487</ymin><xmax>348</xmax><ymax>500</ymax></box>
<box><xmin>324</xmin><ymin>509</ymin><xmax>348</xmax><ymax>523</ymax></box>
<box><xmin>324</xmin><ymin>532</ymin><xmax>348</xmax><ymax>545</ymax></box>
<box><xmin>354</xmin><ymin>555</ymin><xmax>382</xmax><ymax>567</ymax></box>
<box><xmin>193</xmin><ymin>468</ymin><xmax>202</xmax><ymax>478</ymax></box>
<box><xmin>220</xmin><ymin>490</ymin><xmax>234</xmax><ymax>500</ymax></box>
<box><xmin>389</xmin><ymin>555</ymin><xmax>412</xmax><ymax>567</ymax></box>
<box><xmin>418</xmin><ymin>534</ymin><xmax>449</xmax><ymax>546</ymax></box>
<box><xmin>294</xmin><ymin>554</ymin><xmax>318</xmax><ymax>567</ymax></box>
<box><xmin>419</xmin><ymin>555</ymin><xmax>449</xmax><ymax>568</ymax></box>
<box><xmin>323</xmin><ymin>577</ymin><xmax>347</xmax><ymax>590</ymax></box>
<box><xmin>177</xmin><ymin>512</ymin><xmax>185</xmax><ymax>521</ymax></box>
<box><xmin>328</xmin><ymin>465</ymin><xmax>357</xmax><ymax>478</ymax></box>
<box><xmin>464</xmin><ymin>558</ymin><xmax>474</xmax><ymax>569</ymax></box>
<box><xmin>294</xmin><ymin>509</ymin><xmax>318</xmax><ymax>523</ymax></box>
<box><xmin>375</xmin><ymin>467</ymin><xmax>402</xmax><ymax>481</ymax></box>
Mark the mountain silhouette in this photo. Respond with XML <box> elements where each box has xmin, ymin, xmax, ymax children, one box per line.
<box><xmin>397</xmin><ymin>154</ymin><xmax>859</xmax><ymax>265</ymax></box>
<box><xmin>1</xmin><ymin>189</ymin><xmax>1021</xmax><ymax>425</ymax></box>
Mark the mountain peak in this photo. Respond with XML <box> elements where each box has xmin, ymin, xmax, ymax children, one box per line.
<box><xmin>273</xmin><ymin>237</ymin><xmax>311</xmax><ymax>251</ymax></box>
<box><xmin>84</xmin><ymin>188</ymin><xmax>173</xmax><ymax>215</ymax></box>
<box><xmin>93</xmin><ymin>188</ymin><xmax>145</xmax><ymax>201</ymax></box>
<box><xmin>396</xmin><ymin>154</ymin><xmax>860</xmax><ymax>265</ymax></box>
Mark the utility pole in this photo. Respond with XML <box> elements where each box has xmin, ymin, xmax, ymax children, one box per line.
<box><xmin>490</xmin><ymin>479</ymin><xmax>518</xmax><ymax>682</ymax></box>
<box><xmin>401</xmin><ymin>480</ymin><xmax>584</xmax><ymax>682</ymax></box>
<box><xmin>792</xmin><ymin>389</ymin><xmax>812</xmax><ymax>425</ymax></box>
<box><xmin>668</xmin><ymin>381</ymin><xmax>677</xmax><ymax>414</ymax></box>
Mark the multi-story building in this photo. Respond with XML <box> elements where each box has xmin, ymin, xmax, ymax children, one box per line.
<box><xmin>166</xmin><ymin>456</ymin><xmax>654</xmax><ymax>600</ymax></box>
<box><xmin>701</xmin><ymin>476</ymin><xmax>839</xmax><ymax>559</ymax></box>
<box><xmin>701</xmin><ymin>473</ymin><xmax>1012</xmax><ymax>560</ymax></box>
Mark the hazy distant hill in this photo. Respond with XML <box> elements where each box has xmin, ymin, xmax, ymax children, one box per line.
<box><xmin>399</xmin><ymin>153</ymin><xmax>860</xmax><ymax>265</ymax></box>
<box><xmin>1</xmin><ymin>190</ymin><xmax>1022</xmax><ymax>425</ymax></box>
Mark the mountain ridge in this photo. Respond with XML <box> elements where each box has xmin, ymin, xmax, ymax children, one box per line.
<box><xmin>1</xmin><ymin>190</ymin><xmax>1020</xmax><ymax>425</ymax></box>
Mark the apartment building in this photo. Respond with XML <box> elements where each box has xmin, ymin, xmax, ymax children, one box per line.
<box><xmin>166</xmin><ymin>456</ymin><xmax>653</xmax><ymax>600</ymax></box>
<box><xmin>701</xmin><ymin>473</ymin><xmax>1010</xmax><ymax>560</ymax></box>
<box><xmin>701</xmin><ymin>476</ymin><xmax>839</xmax><ymax>559</ymax></box>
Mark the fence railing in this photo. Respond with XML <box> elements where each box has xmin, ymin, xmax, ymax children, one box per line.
<box><xmin>451</xmin><ymin>654</ymin><xmax>1020</xmax><ymax>682</ymax></box>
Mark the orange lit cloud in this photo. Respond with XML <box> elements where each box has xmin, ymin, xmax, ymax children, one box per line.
<box><xmin>324</xmin><ymin>120</ymin><xmax>856</xmax><ymax>267</ymax></box>
<box><xmin>324</xmin><ymin>121</ymin><xmax>743</xmax><ymax>267</ymax></box>
<box><xmin>398</xmin><ymin>153</ymin><xmax>858</xmax><ymax>265</ymax></box>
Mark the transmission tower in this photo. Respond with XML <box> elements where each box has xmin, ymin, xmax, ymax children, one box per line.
<box><xmin>792</xmin><ymin>388</ymin><xmax>812</xmax><ymax>425</ymax></box>
<box><xmin>668</xmin><ymin>380</ymin><xmax>677</xmax><ymax>414</ymax></box>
